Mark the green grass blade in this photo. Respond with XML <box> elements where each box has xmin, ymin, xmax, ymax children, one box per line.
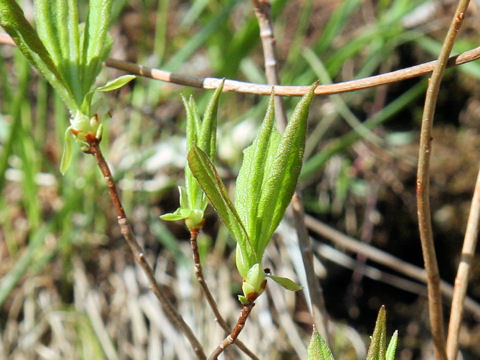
<box><xmin>0</xmin><ymin>225</ymin><xmax>50</xmax><ymax>307</ymax></box>
<box><xmin>301</xmin><ymin>80</ymin><xmax>427</xmax><ymax>180</ymax></box>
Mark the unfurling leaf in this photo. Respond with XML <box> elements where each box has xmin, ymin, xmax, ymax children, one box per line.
<box><xmin>307</xmin><ymin>329</ymin><xmax>334</xmax><ymax>360</ymax></box>
<box><xmin>367</xmin><ymin>306</ymin><xmax>387</xmax><ymax>360</ymax></box>
<box><xmin>96</xmin><ymin>74</ymin><xmax>136</xmax><ymax>92</ymax></box>
<box><xmin>266</xmin><ymin>274</ymin><xmax>302</xmax><ymax>291</ymax></box>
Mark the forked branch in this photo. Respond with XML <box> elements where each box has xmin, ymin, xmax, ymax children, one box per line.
<box><xmin>84</xmin><ymin>140</ymin><xmax>206</xmax><ymax>360</ymax></box>
<box><xmin>189</xmin><ymin>228</ymin><xmax>259</xmax><ymax>360</ymax></box>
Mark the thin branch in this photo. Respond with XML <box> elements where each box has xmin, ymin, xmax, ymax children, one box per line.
<box><xmin>207</xmin><ymin>303</ymin><xmax>255</xmax><ymax>360</ymax></box>
<box><xmin>189</xmin><ymin>228</ymin><xmax>259</xmax><ymax>360</ymax></box>
<box><xmin>250</xmin><ymin>0</ymin><xmax>331</xmax><ymax>345</ymax></box>
<box><xmin>446</xmin><ymin>163</ymin><xmax>480</xmax><ymax>360</ymax></box>
<box><xmin>416</xmin><ymin>2</ymin><xmax>469</xmax><ymax>359</ymax></box>
<box><xmin>303</xmin><ymin>215</ymin><xmax>480</xmax><ymax>319</ymax></box>
<box><xmin>1</xmin><ymin>33</ymin><xmax>480</xmax><ymax>96</ymax></box>
<box><xmin>84</xmin><ymin>140</ymin><xmax>206</xmax><ymax>360</ymax></box>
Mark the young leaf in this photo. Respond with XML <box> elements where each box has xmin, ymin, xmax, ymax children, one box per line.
<box><xmin>235</xmin><ymin>94</ymin><xmax>279</xmax><ymax>241</ymax></box>
<box><xmin>82</xmin><ymin>0</ymin><xmax>113</xmax><ymax>94</ymax></box>
<box><xmin>96</xmin><ymin>74</ymin><xmax>136</xmax><ymax>92</ymax></box>
<box><xmin>60</xmin><ymin>128</ymin><xmax>74</xmax><ymax>174</ymax></box>
<box><xmin>266</xmin><ymin>274</ymin><xmax>302</xmax><ymax>291</ymax></box>
<box><xmin>307</xmin><ymin>329</ymin><xmax>335</xmax><ymax>360</ymax></box>
<box><xmin>367</xmin><ymin>305</ymin><xmax>387</xmax><ymax>360</ymax></box>
<box><xmin>256</xmin><ymin>82</ymin><xmax>318</xmax><ymax>254</ymax></box>
<box><xmin>386</xmin><ymin>330</ymin><xmax>398</xmax><ymax>360</ymax></box>
<box><xmin>197</xmin><ymin>80</ymin><xmax>224</xmax><ymax>160</ymax></box>
<box><xmin>0</xmin><ymin>0</ymin><xmax>78</xmax><ymax>112</ymax></box>
<box><xmin>188</xmin><ymin>146</ymin><xmax>257</xmax><ymax>266</ymax></box>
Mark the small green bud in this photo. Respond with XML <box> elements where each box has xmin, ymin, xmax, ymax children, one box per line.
<box><xmin>70</xmin><ymin>111</ymin><xmax>101</xmax><ymax>143</ymax></box>
<box><xmin>241</xmin><ymin>263</ymin><xmax>266</xmax><ymax>304</ymax></box>
<box><xmin>184</xmin><ymin>209</ymin><xmax>204</xmax><ymax>230</ymax></box>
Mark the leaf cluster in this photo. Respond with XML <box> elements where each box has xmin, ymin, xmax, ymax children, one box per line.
<box><xmin>160</xmin><ymin>82</ymin><xmax>224</xmax><ymax>230</ymax></box>
<box><xmin>188</xmin><ymin>83</ymin><xmax>318</xmax><ymax>302</ymax></box>
<box><xmin>0</xmin><ymin>0</ymin><xmax>135</xmax><ymax>174</ymax></box>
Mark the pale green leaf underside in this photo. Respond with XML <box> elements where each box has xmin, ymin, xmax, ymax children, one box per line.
<box><xmin>96</xmin><ymin>74</ymin><xmax>136</xmax><ymax>92</ymax></box>
<box><xmin>307</xmin><ymin>330</ymin><xmax>335</xmax><ymax>360</ymax></box>
<box><xmin>267</xmin><ymin>274</ymin><xmax>302</xmax><ymax>291</ymax></box>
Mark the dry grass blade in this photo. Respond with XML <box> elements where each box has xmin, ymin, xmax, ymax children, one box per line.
<box><xmin>446</xmin><ymin>163</ymin><xmax>480</xmax><ymax>360</ymax></box>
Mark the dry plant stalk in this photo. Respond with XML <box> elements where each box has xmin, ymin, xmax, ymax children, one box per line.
<box><xmin>84</xmin><ymin>140</ymin><xmax>207</xmax><ymax>360</ymax></box>
<box><xmin>416</xmin><ymin>1</ymin><xmax>470</xmax><ymax>359</ymax></box>
<box><xmin>446</xmin><ymin>164</ymin><xmax>480</xmax><ymax>359</ymax></box>
<box><xmin>251</xmin><ymin>0</ymin><xmax>331</xmax><ymax>345</ymax></box>
<box><xmin>188</xmin><ymin>228</ymin><xmax>259</xmax><ymax>360</ymax></box>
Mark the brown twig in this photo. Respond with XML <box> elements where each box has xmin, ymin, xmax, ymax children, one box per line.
<box><xmin>1</xmin><ymin>33</ymin><xmax>480</xmax><ymax>96</ymax></box>
<box><xmin>416</xmin><ymin>2</ymin><xmax>469</xmax><ymax>359</ymax></box>
<box><xmin>189</xmin><ymin>228</ymin><xmax>259</xmax><ymax>360</ymax></box>
<box><xmin>207</xmin><ymin>303</ymin><xmax>255</xmax><ymax>360</ymax></box>
<box><xmin>446</xmin><ymin>164</ymin><xmax>480</xmax><ymax>360</ymax></box>
<box><xmin>84</xmin><ymin>140</ymin><xmax>206</xmax><ymax>360</ymax></box>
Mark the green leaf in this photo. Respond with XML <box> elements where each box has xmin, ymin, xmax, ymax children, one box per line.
<box><xmin>367</xmin><ymin>306</ymin><xmax>387</xmax><ymax>360</ymax></box>
<box><xmin>183</xmin><ymin>95</ymin><xmax>203</xmax><ymax>211</ymax></box>
<box><xmin>386</xmin><ymin>330</ymin><xmax>398</xmax><ymax>360</ymax></box>
<box><xmin>307</xmin><ymin>329</ymin><xmax>335</xmax><ymax>360</ymax></box>
<box><xmin>256</xmin><ymin>82</ymin><xmax>318</xmax><ymax>255</ymax></box>
<box><xmin>197</xmin><ymin>80</ymin><xmax>224</xmax><ymax>160</ymax></box>
<box><xmin>82</xmin><ymin>0</ymin><xmax>113</xmax><ymax>94</ymax></box>
<box><xmin>266</xmin><ymin>274</ymin><xmax>302</xmax><ymax>291</ymax></box>
<box><xmin>96</xmin><ymin>74</ymin><xmax>136</xmax><ymax>92</ymax></box>
<box><xmin>160</xmin><ymin>211</ymin><xmax>189</xmax><ymax>222</ymax></box>
<box><xmin>0</xmin><ymin>0</ymin><xmax>78</xmax><ymax>112</ymax></box>
<box><xmin>235</xmin><ymin>94</ymin><xmax>279</xmax><ymax>242</ymax></box>
<box><xmin>60</xmin><ymin>127</ymin><xmax>74</xmax><ymax>175</ymax></box>
<box><xmin>188</xmin><ymin>146</ymin><xmax>257</xmax><ymax>267</ymax></box>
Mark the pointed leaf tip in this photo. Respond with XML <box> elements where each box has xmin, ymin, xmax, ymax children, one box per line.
<box><xmin>307</xmin><ymin>330</ymin><xmax>334</xmax><ymax>360</ymax></box>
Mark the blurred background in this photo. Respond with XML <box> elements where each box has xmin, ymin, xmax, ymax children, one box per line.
<box><xmin>1</xmin><ymin>0</ymin><xmax>480</xmax><ymax>359</ymax></box>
